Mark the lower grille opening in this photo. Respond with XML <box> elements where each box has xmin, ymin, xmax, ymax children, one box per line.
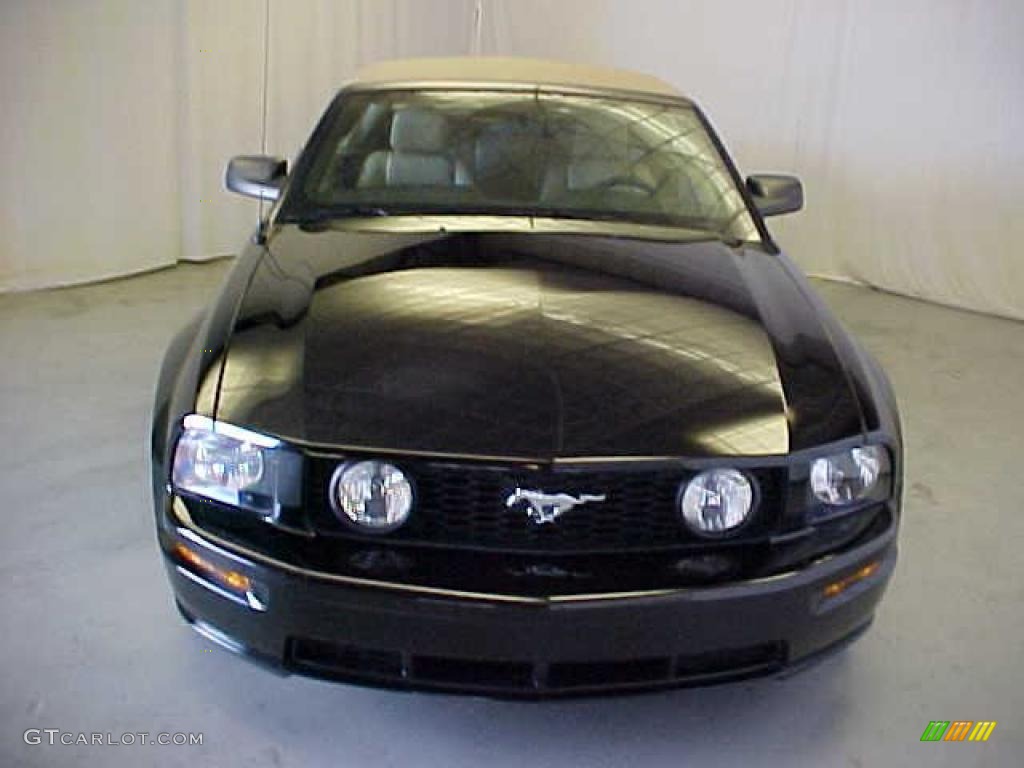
<box><xmin>412</xmin><ymin>656</ymin><xmax>534</xmax><ymax>689</ymax></box>
<box><xmin>289</xmin><ymin>637</ymin><xmax>404</xmax><ymax>679</ymax></box>
<box><xmin>286</xmin><ymin>636</ymin><xmax>786</xmax><ymax>694</ymax></box>
<box><xmin>675</xmin><ymin>643</ymin><xmax>784</xmax><ymax>679</ymax></box>
<box><xmin>548</xmin><ymin>657</ymin><xmax>673</xmax><ymax>689</ymax></box>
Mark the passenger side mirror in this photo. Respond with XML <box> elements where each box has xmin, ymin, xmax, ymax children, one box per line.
<box><xmin>746</xmin><ymin>174</ymin><xmax>803</xmax><ymax>217</ymax></box>
<box><xmin>226</xmin><ymin>155</ymin><xmax>288</xmax><ymax>201</ymax></box>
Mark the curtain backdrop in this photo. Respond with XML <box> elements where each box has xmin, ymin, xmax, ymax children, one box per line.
<box><xmin>478</xmin><ymin>0</ymin><xmax>1024</xmax><ymax>320</ymax></box>
<box><xmin>2</xmin><ymin>0</ymin><xmax>1022</xmax><ymax>320</ymax></box>
<box><xmin>0</xmin><ymin>0</ymin><xmax>476</xmax><ymax>288</ymax></box>
<box><xmin>1</xmin><ymin>1</ymin><xmax>181</xmax><ymax>290</ymax></box>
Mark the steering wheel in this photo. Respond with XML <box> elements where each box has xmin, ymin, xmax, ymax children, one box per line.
<box><xmin>591</xmin><ymin>175</ymin><xmax>657</xmax><ymax>196</ymax></box>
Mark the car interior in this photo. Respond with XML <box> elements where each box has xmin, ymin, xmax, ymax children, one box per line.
<box><xmin>310</xmin><ymin>97</ymin><xmax>730</xmax><ymax>224</ymax></box>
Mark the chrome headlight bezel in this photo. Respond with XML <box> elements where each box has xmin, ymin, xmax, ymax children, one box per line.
<box><xmin>677</xmin><ymin>467</ymin><xmax>757</xmax><ymax>538</ymax></box>
<box><xmin>171</xmin><ymin>414</ymin><xmax>302</xmax><ymax>518</ymax></box>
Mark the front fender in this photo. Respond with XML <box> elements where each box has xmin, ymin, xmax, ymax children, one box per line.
<box><xmin>150</xmin><ymin>312</ymin><xmax>204</xmax><ymax>510</ymax></box>
<box><xmin>149</xmin><ymin>243</ymin><xmax>268</xmax><ymax>515</ymax></box>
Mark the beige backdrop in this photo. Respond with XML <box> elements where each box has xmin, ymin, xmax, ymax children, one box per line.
<box><xmin>2</xmin><ymin>0</ymin><xmax>1022</xmax><ymax>320</ymax></box>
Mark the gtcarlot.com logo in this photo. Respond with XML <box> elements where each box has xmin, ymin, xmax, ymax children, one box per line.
<box><xmin>920</xmin><ymin>721</ymin><xmax>997</xmax><ymax>742</ymax></box>
<box><xmin>24</xmin><ymin>729</ymin><xmax>203</xmax><ymax>747</ymax></box>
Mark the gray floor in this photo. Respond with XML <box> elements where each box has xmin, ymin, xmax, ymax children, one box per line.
<box><xmin>1</xmin><ymin>261</ymin><xmax>1021</xmax><ymax>767</ymax></box>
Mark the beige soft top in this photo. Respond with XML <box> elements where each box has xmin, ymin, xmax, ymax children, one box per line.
<box><xmin>352</xmin><ymin>57</ymin><xmax>685</xmax><ymax>100</ymax></box>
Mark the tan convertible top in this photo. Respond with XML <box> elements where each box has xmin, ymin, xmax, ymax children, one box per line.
<box><xmin>352</xmin><ymin>57</ymin><xmax>685</xmax><ymax>99</ymax></box>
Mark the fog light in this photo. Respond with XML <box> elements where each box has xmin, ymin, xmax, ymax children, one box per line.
<box><xmin>331</xmin><ymin>460</ymin><xmax>414</xmax><ymax>532</ymax></box>
<box><xmin>679</xmin><ymin>468</ymin><xmax>754</xmax><ymax>536</ymax></box>
<box><xmin>822</xmin><ymin>560</ymin><xmax>881</xmax><ymax>599</ymax></box>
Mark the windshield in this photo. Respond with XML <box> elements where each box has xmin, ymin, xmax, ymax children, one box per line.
<box><xmin>287</xmin><ymin>89</ymin><xmax>760</xmax><ymax>242</ymax></box>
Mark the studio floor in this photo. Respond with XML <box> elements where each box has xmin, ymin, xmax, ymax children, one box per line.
<box><xmin>1</xmin><ymin>260</ymin><xmax>1020</xmax><ymax>767</ymax></box>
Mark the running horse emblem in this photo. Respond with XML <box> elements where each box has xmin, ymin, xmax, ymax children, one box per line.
<box><xmin>505</xmin><ymin>488</ymin><xmax>608</xmax><ymax>525</ymax></box>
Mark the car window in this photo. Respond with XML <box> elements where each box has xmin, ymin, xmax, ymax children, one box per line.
<box><xmin>294</xmin><ymin>90</ymin><xmax>759</xmax><ymax>242</ymax></box>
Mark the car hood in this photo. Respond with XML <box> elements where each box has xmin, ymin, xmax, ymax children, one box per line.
<box><xmin>213</xmin><ymin>221</ymin><xmax>864</xmax><ymax>459</ymax></box>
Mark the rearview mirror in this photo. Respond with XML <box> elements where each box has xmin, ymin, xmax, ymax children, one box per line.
<box><xmin>746</xmin><ymin>174</ymin><xmax>803</xmax><ymax>217</ymax></box>
<box><xmin>225</xmin><ymin>155</ymin><xmax>288</xmax><ymax>201</ymax></box>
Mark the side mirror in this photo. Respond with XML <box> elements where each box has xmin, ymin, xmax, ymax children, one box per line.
<box><xmin>746</xmin><ymin>174</ymin><xmax>803</xmax><ymax>217</ymax></box>
<box><xmin>225</xmin><ymin>155</ymin><xmax>288</xmax><ymax>201</ymax></box>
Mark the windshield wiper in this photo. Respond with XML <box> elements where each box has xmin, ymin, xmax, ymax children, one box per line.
<box><xmin>495</xmin><ymin>206</ymin><xmax>734</xmax><ymax>241</ymax></box>
<box><xmin>294</xmin><ymin>205</ymin><xmax>393</xmax><ymax>228</ymax></box>
<box><xmin>290</xmin><ymin>205</ymin><xmax>745</xmax><ymax>246</ymax></box>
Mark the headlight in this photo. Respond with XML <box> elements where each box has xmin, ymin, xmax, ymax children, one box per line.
<box><xmin>330</xmin><ymin>460</ymin><xmax>414</xmax><ymax>533</ymax></box>
<box><xmin>810</xmin><ymin>445</ymin><xmax>889</xmax><ymax>506</ymax></box>
<box><xmin>171</xmin><ymin>415</ymin><xmax>301</xmax><ymax>515</ymax></box>
<box><xmin>679</xmin><ymin>468</ymin><xmax>754</xmax><ymax>536</ymax></box>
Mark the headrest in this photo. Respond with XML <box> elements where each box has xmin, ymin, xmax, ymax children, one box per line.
<box><xmin>390</xmin><ymin>108</ymin><xmax>449</xmax><ymax>152</ymax></box>
<box><xmin>474</xmin><ymin>122</ymin><xmax>535</xmax><ymax>169</ymax></box>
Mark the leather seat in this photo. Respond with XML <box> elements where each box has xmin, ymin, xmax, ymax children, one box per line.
<box><xmin>358</xmin><ymin>108</ymin><xmax>470</xmax><ymax>188</ymax></box>
<box><xmin>540</xmin><ymin>126</ymin><xmax>656</xmax><ymax>202</ymax></box>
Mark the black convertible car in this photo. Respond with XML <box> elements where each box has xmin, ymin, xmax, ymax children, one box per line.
<box><xmin>152</xmin><ymin>58</ymin><xmax>902</xmax><ymax>697</ymax></box>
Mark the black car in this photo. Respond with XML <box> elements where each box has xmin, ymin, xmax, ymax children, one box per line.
<box><xmin>152</xmin><ymin>57</ymin><xmax>902</xmax><ymax>697</ymax></box>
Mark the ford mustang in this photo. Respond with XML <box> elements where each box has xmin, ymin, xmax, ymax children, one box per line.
<box><xmin>151</xmin><ymin>58</ymin><xmax>902</xmax><ymax>697</ymax></box>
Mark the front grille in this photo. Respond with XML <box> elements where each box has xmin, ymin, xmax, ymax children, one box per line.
<box><xmin>307</xmin><ymin>456</ymin><xmax>784</xmax><ymax>553</ymax></box>
<box><xmin>286</xmin><ymin>636</ymin><xmax>786</xmax><ymax>696</ymax></box>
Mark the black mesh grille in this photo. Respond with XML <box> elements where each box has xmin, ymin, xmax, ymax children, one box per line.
<box><xmin>307</xmin><ymin>455</ymin><xmax>784</xmax><ymax>553</ymax></box>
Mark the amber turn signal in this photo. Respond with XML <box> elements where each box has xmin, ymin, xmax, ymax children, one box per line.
<box><xmin>822</xmin><ymin>560</ymin><xmax>881</xmax><ymax>599</ymax></box>
<box><xmin>174</xmin><ymin>542</ymin><xmax>253</xmax><ymax>595</ymax></box>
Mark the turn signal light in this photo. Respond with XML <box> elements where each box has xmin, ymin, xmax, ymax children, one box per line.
<box><xmin>173</xmin><ymin>542</ymin><xmax>253</xmax><ymax>596</ymax></box>
<box><xmin>822</xmin><ymin>561</ymin><xmax>880</xmax><ymax>599</ymax></box>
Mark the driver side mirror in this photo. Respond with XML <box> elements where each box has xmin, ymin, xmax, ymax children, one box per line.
<box><xmin>225</xmin><ymin>155</ymin><xmax>288</xmax><ymax>201</ymax></box>
<box><xmin>746</xmin><ymin>174</ymin><xmax>803</xmax><ymax>217</ymax></box>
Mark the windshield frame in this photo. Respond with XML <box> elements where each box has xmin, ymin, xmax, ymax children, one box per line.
<box><xmin>275</xmin><ymin>84</ymin><xmax>772</xmax><ymax>247</ymax></box>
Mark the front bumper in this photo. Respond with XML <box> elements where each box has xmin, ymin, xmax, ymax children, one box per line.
<box><xmin>162</xmin><ymin>497</ymin><xmax>897</xmax><ymax>698</ymax></box>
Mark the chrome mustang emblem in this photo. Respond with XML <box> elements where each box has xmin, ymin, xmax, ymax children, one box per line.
<box><xmin>505</xmin><ymin>488</ymin><xmax>607</xmax><ymax>525</ymax></box>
